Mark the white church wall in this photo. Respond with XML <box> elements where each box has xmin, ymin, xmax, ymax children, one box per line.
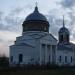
<box><xmin>10</xmin><ymin>45</ymin><xmax>37</xmax><ymax>65</ymax></box>
<box><xmin>56</xmin><ymin>50</ymin><xmax>74</xmax><ymax>66</ymax></box>
<box><xmin>15</xmin><ymin>36</ymin><xmax>36</xmax><ymax>47</ymax></box>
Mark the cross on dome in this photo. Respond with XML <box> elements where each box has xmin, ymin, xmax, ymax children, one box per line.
<box><xmin>34</xmin><ymin>2</ymin><xmax>38</xmax><ymax>12</ymax></box>
<box><xmin>35</xmin><ymin>2</ymin><xmax>38</xmax><ymax>7</ymax></box>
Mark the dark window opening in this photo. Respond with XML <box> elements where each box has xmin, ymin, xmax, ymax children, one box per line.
<box><xmin>42</xmin><ymin>44</ymin><xmax>45</xmax><ymax>64</ymax></box>
<box><xmin>19</xmin><ymin>54</ymin><xmax>23</xmax><ymax>63</ymax></box>
<box><xmin>65</xmin><ymin>56</ymin><xmax>67</xmax><ymax>63</ymax></box>
<box><xmin>49</xmin><ymin>55</ymin><xmax>50</xmax><ymax>62</ymax></box>
<box><xmin>66</xmin><ymin>35</ymin><xmax>69</xmax><ymax>42</ymax></box>
<box><xmin>59</xmin><ymin>35</ymin><xmax>63</xmax><ymax>42</ymax></box>
<box><xmin>59</xmin><ymin>56</ymin><xmax>61</xmax><ymax>63</ymax></box>
<box><xmin>61</xmin><ymin>35</ymin><xmax>63</xmax><ymax>42</ymax></box>
<box><xmin>10</xmin><ymin>56</ymin><xmax>13</xmax><ymax>62</ymax></box>
<box><xmin>71</xmin><ymin>56</ymin><xmax>72</xmax><ymax>63</ymax></box>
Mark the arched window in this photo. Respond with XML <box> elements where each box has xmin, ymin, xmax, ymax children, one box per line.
<box><xmin>19</xmin><ymin>54</ymin><xmax>23</xmax><ymax>63</ymax></box>
<box><xmin>59</xmin><ymin>35</ymin><xmax>63</xmax><ymax>42</ymax></box>
<box><xmin>66</xmin><ymin>34</ymin><xmax>69</xmax><ymax>42</ymax></box>
<box><xmin>61</xmin><ymin>35</ymin><xmax>63</xmax><ymax>42</ymax></box>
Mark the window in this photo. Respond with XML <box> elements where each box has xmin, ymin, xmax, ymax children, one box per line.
<box><xmin>66</xmin><ymin>35</ymin><xmax>69</xmax><ymax>42</ymax></box>
<box><xmin>61</xmin><ymin>35</ymin><xmax>63</xmax><ymax>41</ymax></box>
<box><xmin>49</xmin><ymin>55</ymin><xmax>50</xmax><ymax>61</ymax></box>
<box><xmin>60</xmin><ymin>35</ymin><xmax>63</xmax><ymax>42</ymax></box>
<box><xmin>44</xmin><ymin>26</ymin><xmax>46</xmax><ymax>31</ymax></box>
<box><xmin>10</xmin><ymin>56</ymin><xmax>13</xmax><ymax>62</ymax></box>
<box><xmin>42</xmin><ymin>44</ymin><xmax>45</xmax><ymax>46</ymax></box>
<box><xmin>65</xmin><ymin>56</ymin><xmax>67</xmax><ymax>63</ymax></box>
<box><xmin>19</xmin><ymin>54</ymin><xmax>23</xmax><ymax>63</ymax></box>
<box><xmin>59</xmin><ymin>56</ymin><xmax>61</xmax><ymax>63</ymax></box>
<box><xmin>42</xmin><ymin>44</ymin><xmax>45</xmax><ymax>64</ymax></box>
<box><xmin>71</xmin><ymin>56</ymin><xmax>72</xmax><ymax>63</ymax></box>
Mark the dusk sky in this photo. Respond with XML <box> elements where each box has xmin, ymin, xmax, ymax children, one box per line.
<box><xmin>0</xmin><ymin>0</ymin><xmax>75</xmax><ymax>56</ymax></box>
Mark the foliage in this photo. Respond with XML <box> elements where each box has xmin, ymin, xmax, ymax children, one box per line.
<box><xmin>0</xmin><ymin>55</ymin><xmax>9</xmax><ymax>68</ymax></box>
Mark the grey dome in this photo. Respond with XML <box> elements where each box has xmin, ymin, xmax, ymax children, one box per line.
<box><xmin>25</xmin><ymin>6</ymin><xmax>47</xmax><ymax>21</ymax></box>
<box><xmin>59</xmin><ymin>27</ymin><xmax>69</xmax><ymax>34</ymax></box>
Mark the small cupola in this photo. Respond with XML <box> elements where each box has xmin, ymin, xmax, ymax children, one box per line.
<box><xmin>58</xmin><ymin>16</ymin><xmax>69</xmax><ymax>44</ymax></box>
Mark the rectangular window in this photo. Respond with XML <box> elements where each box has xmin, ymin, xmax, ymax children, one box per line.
<box><xmin>65</xmin><ymin>56</ymin><xmax>67</xmax><ymax>63</ymax></box>
<box><xmin>42</xmin><ymin>44</ymin><xmax>45</xmax><ymax>47</ymax></box>
<box><xmin>59</xmin><ymin>56</ymin><xmax>61</xmax><ymax>63</ymax></box>
<box><xmin>10</xmin><ymin>56</ymin><xmax>13</xmax><ymax>62</ymax></box>
<box><xmin>49</xmin><ymin>55</ymin><xmax>50</xmax><ymax>62</ymax></box>
<box><xmin>71</xmin><ymin>56</ymin><xmax>72</xmax><ymax>63</ymax></box>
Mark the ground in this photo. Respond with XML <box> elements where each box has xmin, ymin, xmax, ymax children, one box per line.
<box><xmin>0</xmin><ymin>68</ymin><xmax>75</xmax><ymax>75</ymax></box>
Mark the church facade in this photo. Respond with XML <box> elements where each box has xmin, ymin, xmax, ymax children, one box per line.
<box><xmin>9</xmin><ymin>6</ymin><xmax>75</xmax><ymax>66</ymax></box>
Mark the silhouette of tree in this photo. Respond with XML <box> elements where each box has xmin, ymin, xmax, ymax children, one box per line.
<box><xmin>0</xmin><ymin>54</ymin><xmax>9</xmax><ymax>68</ymax></box>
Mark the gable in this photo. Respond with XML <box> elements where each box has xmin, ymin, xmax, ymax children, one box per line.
<box><xmin>40</xmin><ymin>33</ymin><xmax>57</xmax><ymax>45</ymax></box>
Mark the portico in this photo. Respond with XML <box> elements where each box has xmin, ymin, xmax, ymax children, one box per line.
<box><xmin>39</xmin><ymin>36</ymin><xmax>57</xmax><ymax>65</ymax></box>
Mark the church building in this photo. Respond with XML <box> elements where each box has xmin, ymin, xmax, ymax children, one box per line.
<box><xmin>9</xmin><ymin>6</ymin><xmax>75</xmax><ymax>66</ymax></box>
<box><xmin>56</xmin><ymin>17</ymin><xmax>75</xmax><ymax>66</ymax></box>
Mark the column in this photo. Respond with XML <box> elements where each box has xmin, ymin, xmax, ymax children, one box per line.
<box><xmin>55</xmin><ymin>45</ymin><xmax>57</xmax><ymax>64</ymax></box>
<box><xmin>40</xmin><ymin>44</ymin><xmax>42</xmax><ymax>65</ymax></box>
<box><xmin>52</xmin><ymin>45</ymin><xmax>56</xmax><ymax>64</ymax></box>
<box><xmin>45</xmin><ymin>44</ymin><xmax>47</xmax><ymax>64</ymax></box>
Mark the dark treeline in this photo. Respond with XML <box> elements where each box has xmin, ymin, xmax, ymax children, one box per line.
<box><xmin>0</xmin><ymin>55</ymin><xmax>9</xmax><ymax>68</ymax></box>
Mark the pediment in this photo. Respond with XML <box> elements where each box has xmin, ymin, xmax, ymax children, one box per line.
<box><xmin>40</xmin><ymin>33</ymin><xmax>57</xmax><ymax>45</ymax></box>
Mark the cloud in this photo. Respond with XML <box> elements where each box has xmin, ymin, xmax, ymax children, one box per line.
<box><xmin>60</xmin><ymin>0</ymin><xmax>75</xmax><ymax>8</ymax></box>
<box><xmin>46</xmin><ymin>0</ymin><xmax>75</xmax><ymax>44</ymax></box>
<box><xmin>0</xmin><ymin>5</ymin><xmax>33</xmax><ymax>33</ymax></box>
<box><xmin>0</xmin><ymin>30</ymin><xmax>21</xmax><ymax>56</ymax></box>
<box><xmin>0</xmin><ymin>10</ymin><xmax>24</xmax><ymax>33</ymax></box>
<box><xmin>4</xmin><ymin>16</ymin><xmax>23</xmax><ymax>32</ymax></box>
<box><xmin>48</xmin><ymin>15</ymin><xmax>64</xmax><ymax>39</ymax></box>
<box><xmin>0</xmin><ymin>42</ymin><xmax>9</xmax><ymax>57</ymax></box>
<box><xmin>0</xmin><ymin>11</ymin><xmax>4</xmax><ymax>21</ymax></box>
<box><xmin>0</xmin><ymin>30</ymin><xmax>20</xmax><ymax>42</ymax></box>
<box><xmin>9</xmin><ymin>7</ymin><xmax>25</xmax><ymax>17</ymax></box>
<box><xmin>0</xmin><ymin>9</ymin><xmax>24</xmax><ymax>56</ymax></box>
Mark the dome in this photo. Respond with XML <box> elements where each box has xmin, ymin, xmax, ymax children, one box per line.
<box><xmin>22</xmin><ymin>6</ymin><xmax>49</xmax><ymax>32</ymax></box>
<box><xmin>59</xmin><ymin>27</ymin><xmax>69</xmax><ymax>34</ymax></box>
<box><xmin>25</xmin><ymin>6</ymin><xmax>47</xmax><ymax>21</ymax></box>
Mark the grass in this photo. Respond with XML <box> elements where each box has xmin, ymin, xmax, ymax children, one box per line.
<box><xmin>0</xmin><ymin>67</ymin><xmax>75</xmax><ymax>75</ymax></box>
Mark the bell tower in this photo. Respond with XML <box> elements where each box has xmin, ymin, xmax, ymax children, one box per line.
<box><xmin>58</xmin><ymin>16</ymin><xmax>69</xmax><ymax>44</ymax></box>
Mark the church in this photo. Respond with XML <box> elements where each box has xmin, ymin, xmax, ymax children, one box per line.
<box><xmin>9</xmin><ymin>6</ymin><xmax>75</xmax><ymax>66</ymax></box>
